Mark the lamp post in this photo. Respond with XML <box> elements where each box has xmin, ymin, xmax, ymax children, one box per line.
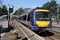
<box><xmin>8</xmin><ymin>5</ymin><xmax>13</xmax><ymax>29</ymax></box>
<box><xmin>8</xmin><ymin>0</ymin><xmax>13</xmax><ymax>29</ymax></box>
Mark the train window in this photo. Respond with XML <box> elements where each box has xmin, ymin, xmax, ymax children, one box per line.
<box><xmin>27</xmin><ymin>14</ymin><xmax>31</xmax><ymax>21</ymax></box>
<box><xmin>24</xmin><ymin>15</ymin><xmax>26</xmax><ymax>20</ymax></box>
<box><xmin>35</xmin><ymin>12</ymin><xmax>50</xmax><ymax>21</ymax></box>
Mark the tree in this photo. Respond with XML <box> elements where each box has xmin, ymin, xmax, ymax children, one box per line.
<box><xmin>43</xmin><ymin>0</ymin><xmax>57</xmax><ymax>16</ymax></box>
<box><xmin>2</xmin><ymin>5</ymin><xmax>8</xmax><ymax>15</ymax></box>
<box><xmin>14</xmin><ymin>7</ymin><xmax>31</xmax><ymax>15</ymax></box>
<box><xmin>58</xmin><ymin>4</ymin><xmax>60</xmax><ymax>20</ymax></box>
<box><xmin>14</xmin><ymin>7</ymin><xmax>24</xmax><ymax>15</ymax></box>
<box><xmin>43</xmin><ymin>2</ymin><xmax>51</xmax><ymax>10</ymax></box>
<box><xmin>24</xmin><ymin>8</ymin><xmax>31</xmax><ymax>13</ymax></box>
<box><xmin>18</xmin><ymin>7</ymin><xmax>24</xmax><ymax>14</ymax></box>
<box><xmin>0</xmin><ymin>5</ymin><xmax>8</xmax><ymax>16</ymax></box>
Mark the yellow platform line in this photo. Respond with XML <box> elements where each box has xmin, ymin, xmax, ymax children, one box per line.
<box><xmin>14</xmin><ymin>20</ymin><xmax>31</xmax><ymax>40</ymax></box>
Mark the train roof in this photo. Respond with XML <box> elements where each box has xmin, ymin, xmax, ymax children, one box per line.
<box><xmin>19</xmin><ymin>7</ymin><xmax>49</xmax><ymax>17</ymax></box>
<box><xmin>35</xmin><ymin>9</ymin><xmax>49</xmax><ymax>12</ymax></box>
<box><xmin>20</xmin><ymin>13</ymin><xmax>27</xmax><ymax>16</ymax></box>
<box><xmin>34</xmin><ymin>7</ymin><xmax>48</xmax><ymax>10</ymax></box>
<box><xmin>19</xmin><ymin>10</ymin><xmax>31</xmax><ymax>17</ymax></box>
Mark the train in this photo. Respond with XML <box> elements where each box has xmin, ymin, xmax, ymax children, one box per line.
<box><xmin>18</xmin><ymin>7</ymin><xmax>52</xmax><ymax>32</ymax></box>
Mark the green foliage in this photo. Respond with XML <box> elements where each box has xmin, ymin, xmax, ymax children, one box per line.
<box><xmin>58</xmin><ymin>6</ymin><xmax>60</xmax><ymax>20</ymax></box>
<box><xmin>14</xmin><ymin>7</ymin><xmax>24</xmax><ymax>15</ymax></box>
<box><xmin>43</xmin><ymin>0</ymin><xmax>60</xmax><ymax>21</ymax></box>
<box><xmin>43</xmin><ymin>2</ymin><xmax>51</xmax><ymax>10</ymax></box>
<box><xmin>59</xmin><ymin>7</ymin><xmax>60</xmax><ymax>14</ymax></box>
<box><xmin>14</xmin><ymin>7</ymin><xmax>31</xmax><ymax>15</ymax></box>
<box><xmin>24</xmin><ymin>8</ymin><xmax>31</xmax><ymax>13</ymax></box>
<box><xmin>0</xmin><ymin>8</ymin><xmax>2</xmax><ymax>16</ymax></box>
<box><xmin>58</xmin><ymin>14</ymin><xmax>60</xmax><ymax>21</ymax></box>
<box><xmin>43</xmin><ymin>0</ymin><xmax>57</xmax><ymax>16</ymax></box>
<box><xmin>0</xmin><ymin>5</ymin><xmax>8</xmax><ymax>16</ymax></box>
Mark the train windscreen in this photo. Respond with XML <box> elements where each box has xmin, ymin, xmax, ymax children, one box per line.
<box><xmin>35</xmin><ymin>12</ymin><xmax>50</xmax><ymax>21</ymax></box>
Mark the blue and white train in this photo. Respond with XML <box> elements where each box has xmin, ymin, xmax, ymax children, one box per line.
<box><xmin>19</xmin><ymin>7</ymin><xmax>52</xmax><ymax>32</ymax></box>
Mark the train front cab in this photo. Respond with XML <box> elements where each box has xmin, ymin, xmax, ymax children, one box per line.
<box><xmin>31</xmin><ymin>9</ymin><xmax>52</xmax><ymax>32</ymax></box>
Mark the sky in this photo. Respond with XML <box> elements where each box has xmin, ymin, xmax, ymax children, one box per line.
<box><xmin>3</xmin><ymin>0</ymin><xmax>60</xmax><ymax>12</ymax></box>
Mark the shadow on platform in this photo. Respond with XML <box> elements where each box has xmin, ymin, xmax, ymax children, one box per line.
<box><xmin>0</xmin><ymin>26</ymin><xmax>14</xmax><ymax>33</ymax></box>
<box><xmin>17</xmin><ymin>36</ymin><xmax>22</xmax><ymax>39</ymax></box>
<box><xmin>22</xmin><ymin>37</ymin><xmax>28</xmax><ymax>40</ymax></box>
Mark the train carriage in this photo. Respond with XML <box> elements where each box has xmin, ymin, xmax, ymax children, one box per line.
<box><xmin>19</xmin><ymin>7</ymin><xmax>52</xmax><ymax>32</ymax></box>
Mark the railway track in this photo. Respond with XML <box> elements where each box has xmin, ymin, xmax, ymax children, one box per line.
<box><xmin>43</xmin><ymin>30</ymin><xmax>60</xmax><ymax>40</ymax></box>
<box><xmin>16</xmin><ymin>20</ymin><xmax>60</xmax><ymax>40</ymax></box>
<box><xmin>13</xmin><ymin>20</ymin><xmax>45</xmax><ymax>40</ymax></box>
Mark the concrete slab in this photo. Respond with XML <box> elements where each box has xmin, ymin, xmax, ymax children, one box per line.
<box><xmin>2</xmin><ymin>21</ymin><xmax>8</xmax><ymax>28</ymax></box>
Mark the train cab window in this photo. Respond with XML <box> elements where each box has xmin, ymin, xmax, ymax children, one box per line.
<box><xmin>35</xmin><ymin>12</ymin><xmax>50</xmax><ymax>21</ymax></box>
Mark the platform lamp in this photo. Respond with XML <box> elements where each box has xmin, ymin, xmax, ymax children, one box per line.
<box><xmin>8</xmin><ymin>5</ymin><xmax>13</xmax><ymax>29</ymax></box>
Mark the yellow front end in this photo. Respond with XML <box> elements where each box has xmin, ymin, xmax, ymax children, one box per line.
<box><xmin>36</xmin><ymin>21</ymin><xmax>50</xmax><ymax>27</ymax></box>
<box><xmin>35</xmin><ymin>9</ymin><xmax>50</xmax><ymax>27</ymax></box>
